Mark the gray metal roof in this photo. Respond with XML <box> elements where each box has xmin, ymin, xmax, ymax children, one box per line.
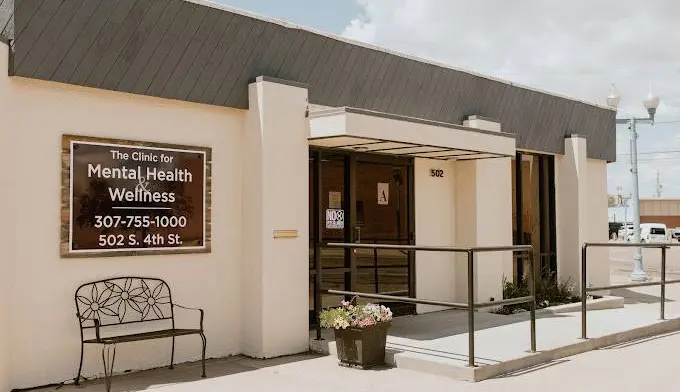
<box><xmin>0</xmin><ymin>0</ymin><xmax>12</xmax><ymax>44</ymax></box>
<box><xmin>1</xmin><ymin>0</ymin><xmax>616</xmax><ymax>161</ymax></box>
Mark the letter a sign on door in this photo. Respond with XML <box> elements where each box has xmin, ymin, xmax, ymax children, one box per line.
<box><xmin>377</xmin><ymin>183</ymin><xmax>389</xmax><ymax>205</ymax></box>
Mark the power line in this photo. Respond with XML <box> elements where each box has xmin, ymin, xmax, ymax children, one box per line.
<box><xmin>610</xmin><ymin>156</ymin><xmax>680</xmax><ymax>162</ymax></box>
<box><xmin>618</xmin><ymin>150</ymin><xmax>680</xmax><ymax>156</ymax></box>
<box><xmin>622</xmin><ymin>158</ymin><xmax>680</xmax><ymax>162</ymax></box>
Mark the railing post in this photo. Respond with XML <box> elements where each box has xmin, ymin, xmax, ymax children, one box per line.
<box><xmin>529</xmin><ymin>250</ymin><xmax>537</xmax><ymax>353</ymax></box>
<box><xmin>315</xmin><ymin>242</ymin><xmax>322</xmax><ymax>340</ymax></box>
<box><xmin>314</xmin><ymin>151</ymin><xmax>323</xmax><ymax>340</ymax></box>
<box><xmin>581</xmin><ymin>244</ymin><xmax>587</xmax><ymax>339</ymax></box>
<box><xmin>661</xmin><ymin>245</ymin><xmax>667</xmax><ymax>320</ymax></box>
<box><xmin>467</xmin><ymin>250</ymin><xmax>475</xmax><ymax>367</ymax></box>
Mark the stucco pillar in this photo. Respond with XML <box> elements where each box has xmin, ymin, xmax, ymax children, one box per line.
<box><xmin>555</xmin><ymin>135</ymin><xmax>588</xmax><ymax>288</ymax></box>
<box><xmin>454</xmin><ymin>117</ymin><xmax>514</xmax><ymax>305</ymax></box>
<box><xmin>585</xmin><ymin>159</ymin><xmax>610</xmax><ymax>290</ymax></box>
<box><xmin>0</xmin><ymin>40</ymin><xmax>12</xmax><ymax>392</ymax></box>
<box><xmin>241</xmin><ymin>77</ymin><xmax>309</xmax><ymax>357</ymax></box>
<box><xmin>414</xmin><ymin>158</ymin><xmax>457</xmax><ymax>313</ymax></box>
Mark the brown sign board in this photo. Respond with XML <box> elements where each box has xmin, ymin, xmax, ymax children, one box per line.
<box><xmin>61</xmin><ymin>135</ymin><xmax>212</xmax><ymax>257</ymax></box>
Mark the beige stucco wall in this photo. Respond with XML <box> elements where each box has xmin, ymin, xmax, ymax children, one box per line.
<box><xmin>474</xmin><ymin>158</ymin><xmax>514</xmax><ymax>302</ymax></box>
<box><xmin>555</xmin><ymin>136</ymin><xmax>610</xmax><ymax>291</ymax></box>
<box><xmin>414</xmin><ymin>158</ymin><xmax>457</xmax><ymax>313</ymax></box>
<box><xmin>585</xmin><ymin>159</ymin><xmax>610</xmax><ymax>289</ymax></box>
<box><xmin>0</xmin><ymin>41</ymin><xmax>11</xmax><ymax>392</ymax></box>
<box><xmin>555</xmin><ymin>136</ymin><xmax>586</xmax><ymax>288</ymax></box>
<box><xmin>454</xmin><ymin>159</ymin><xmax>514</xmax><ymax>304</ymax></box>
<box><xmin>414</xmin><ymin>154</ymin><xmax>512</xmax><ymax>309</ymax></box>
<box><xmin>241</xmin><ymin>79</ymin><xmax>310</xmax><ymax>358</ymax></box>
<box><xmin>1</xmin><ymin>43</ymin><xmax>244</xmax><ymax>389</ymax></box>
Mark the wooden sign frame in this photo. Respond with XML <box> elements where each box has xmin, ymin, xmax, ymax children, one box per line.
<box><xmin>60</xmin><ymin>134</ymin><xmax>212</xmax><ymax>258</ymax></box>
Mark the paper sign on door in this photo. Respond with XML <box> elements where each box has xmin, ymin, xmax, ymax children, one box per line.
<box><xmin>329</xmin><ymin>191</ymin><xmax>342</xmax><ymax>209</ymax></box>
<box><xmin>326</xmin><ymin>209</ymin><xmax>345</xmax><ymax>229</ymax></box>
<box><xmin>378</xmin><ymin>183</ymin><xmax>389</xmax><ymax>205</ymax></box>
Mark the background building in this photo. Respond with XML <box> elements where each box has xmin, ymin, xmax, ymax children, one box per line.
<box><xmin>640</xmin><ymin>198</ymin><xmax>680</xmax><ymax>228</ymax></box>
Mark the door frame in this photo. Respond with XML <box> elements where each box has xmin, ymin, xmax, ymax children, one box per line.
<box><xmin>309</xmin><ymin>148</ymin><xmax>416</xmax><ymax>325</ymax></box>
<box><xmin>513</xmin><ymin>151</ymin><xmax>557</xmax><ymax>281</ymax></box>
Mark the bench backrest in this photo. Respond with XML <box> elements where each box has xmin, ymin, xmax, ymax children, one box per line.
<box><xmin>75</xmin><ymin>277</ymin><xmax>174</xmax><ymax>329</ymax></box>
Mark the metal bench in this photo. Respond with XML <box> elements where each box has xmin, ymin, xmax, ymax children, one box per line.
<box><xmin>74</xmin><ymin>277</ymin><xmax>207</xmax><ymax>391</ymax></box>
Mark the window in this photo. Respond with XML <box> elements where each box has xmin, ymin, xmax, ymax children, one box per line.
<box><xmin>512</xmin><ymin>153</ymin><xmax>556</xmax><ymax>281</ymax></box>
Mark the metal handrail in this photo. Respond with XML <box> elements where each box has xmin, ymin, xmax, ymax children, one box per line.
<box><xmin>315</xmin><ymin>242</ymin><xmax>537</xmax><ymax>368</ymax></box>
<box><xmin>581</xmin><ymin>242</ymin><xmax>680</xmax><ymax>339</ymax></box>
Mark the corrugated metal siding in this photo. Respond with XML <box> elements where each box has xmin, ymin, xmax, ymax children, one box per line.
<box><xmin>6</xmin><ymin>0</ymin><xmax>616</xmax><ymax>161</ymax></box>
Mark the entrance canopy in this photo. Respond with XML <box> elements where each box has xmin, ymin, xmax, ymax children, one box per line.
<box><xmin>308</xmin><ymin>107</ymin><xmax>516</xmax><ymax>160</ymax></box>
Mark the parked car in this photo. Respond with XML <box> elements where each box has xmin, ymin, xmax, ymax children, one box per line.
<box><xmin>619</xmin><ymin>223</ymin><xmax>668</xmax><ymax>243</ymax></box>
<box><xmin>639</xmin><ymin>223</ymin><xmax>668</xmax><ymax>243</ymax></box>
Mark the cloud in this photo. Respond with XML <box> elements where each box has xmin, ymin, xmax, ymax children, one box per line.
<box><xmin>343</xmin><ymin>0</ymin><xmax>680</xmax><ymax>197</ymax></box>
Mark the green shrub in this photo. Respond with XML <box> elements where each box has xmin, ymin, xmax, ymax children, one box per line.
<box><xmin>495</xmin><ymin>268</ymin><xmax>580</xmax><ymax>314</ymax></box>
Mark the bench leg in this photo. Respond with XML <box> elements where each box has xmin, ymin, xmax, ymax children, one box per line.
<box><xmin>200</xmin><ymin>333</ymin><xmax>207</xmax><ymax>378</ymax></box>
<box><xmin>101</xmin><ymin>344</ymin><xmax>116</xmax><ymax>392</ymax></box>
<box><xmin>170</xmin><ymin>336</ymin><xmax>175</xmax><ymax>370</ymax></box>
<box><xmin>75</xmin><ymin>342</ymin><xmax>84</xmax><ymax>385</ymax></box>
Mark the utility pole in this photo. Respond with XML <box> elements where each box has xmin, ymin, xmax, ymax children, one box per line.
<box><xmin>655</xmin><ymin>170</ymin><xmax>663</xmax><ymax>198</ymax></box>
<box><xmin>617</xmin><ymin>186</ymin><xmax>631</xmax><ymax>237</ymax></box>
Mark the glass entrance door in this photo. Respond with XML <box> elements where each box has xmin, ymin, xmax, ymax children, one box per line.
<box><xmin>353</xmin><ymin>159</ymin><xmax>412</xmax><ymax>315</ymax></box>
<box><xmin>309</xmin><ymin>150</ymin><xmax>415</xmax><ymax>326</ymax></box>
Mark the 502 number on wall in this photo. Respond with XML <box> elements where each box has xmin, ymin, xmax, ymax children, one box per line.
<box><xmin>430</xmin><ymin>169</ymin><xmax>444</xmax><ymax>178</ymax></box>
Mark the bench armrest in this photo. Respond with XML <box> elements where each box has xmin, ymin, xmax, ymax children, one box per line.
<box><xmin>76</xmin><ymin>313</ymin><xmax>102</xmax><ymax>342</ymax></box>
<box><xmin>172</xmin><ymin>304</ymin><xmax>204</xmax><ymax>330</ymax></box>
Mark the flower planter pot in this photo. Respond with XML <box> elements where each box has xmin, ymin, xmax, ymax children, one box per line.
<box><xmin>333</xmin><ymin>322</ymin><xmax>390</xmax><ymax>369</ymax></box>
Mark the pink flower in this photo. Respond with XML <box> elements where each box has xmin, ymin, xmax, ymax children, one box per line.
<box><xmin>341</xmin><ymin>300</ymin><xmax>350</xmax><ymax>307</ymax></box>
<box><xmin>358</xmin><ymin>318</ymin><xmax>375</xmax><ymax>327</ymax></box>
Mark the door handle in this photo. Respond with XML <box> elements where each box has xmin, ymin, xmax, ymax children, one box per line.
<box><xmin>353</xmin><ymin>227</ymin><xmax>361</xmax><ymax>254</ymax></box>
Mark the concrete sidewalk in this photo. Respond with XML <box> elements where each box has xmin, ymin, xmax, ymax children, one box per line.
<box><xmin>33</xmin><ymin>330</ymin><xmax>680</xmax><ymax>392</ymax></box>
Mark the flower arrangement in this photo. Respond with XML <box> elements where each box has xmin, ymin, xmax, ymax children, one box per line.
<box><xmin>319</xmin><ymin>299</ymin><xmax>393</xmax><ymax>330</ymax></box>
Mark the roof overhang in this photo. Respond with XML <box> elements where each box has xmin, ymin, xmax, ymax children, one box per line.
<box><xmin>308</xmin><ymin>107</ymin><xmax>516</xmax><ymax>160</ymax></box>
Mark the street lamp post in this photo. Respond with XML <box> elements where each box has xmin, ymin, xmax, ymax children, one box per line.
<box><xmin>607</xmin><ymin>84</ymin><xmax>660</xmax><ymax>282</ymax></box>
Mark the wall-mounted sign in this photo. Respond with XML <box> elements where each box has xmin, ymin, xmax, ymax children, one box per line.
<box><xmin>430</xmin><ymin>169</ymin><xmax>444</xmax><ymax>178</ymax></box>
<box><xmin>61</xmin><ymin>135</ymin><xmax>212</xmax><ymax>257</ymax></box>
<box><xmin>378</xmin><ymin>183</ymin><xmax>389</xmax><ymax>205</ymax></box>
<box><xmin>326</xmin><ymin>209</ymin><xmax>345</xmax><ymax>229</ymax></box>
<box><xmin>329</xmin><ymin>191</ymin><xmax>342</xmax><ymax>209</ymax></box>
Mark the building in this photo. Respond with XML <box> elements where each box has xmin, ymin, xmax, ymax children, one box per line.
<box><xmin>0</xmin><ymin>0</ymin><xmax>614</xmax><ymax>389</ymax></box>
<box><xmin>640</xmin><ymin>199</ymin><xmax>680</xmax><ymax>228</ymax></box>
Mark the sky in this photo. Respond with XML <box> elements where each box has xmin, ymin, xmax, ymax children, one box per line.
<box><xmin>215</xmin><ymin>0</ymin><xmax>680</xmax><ymax>220</ymax></box>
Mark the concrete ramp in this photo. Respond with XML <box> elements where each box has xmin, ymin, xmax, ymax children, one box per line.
<box><xmin>310</xmin><ymin>302</ymin><xmax>680</xmax><ymax>382</ymax></box>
